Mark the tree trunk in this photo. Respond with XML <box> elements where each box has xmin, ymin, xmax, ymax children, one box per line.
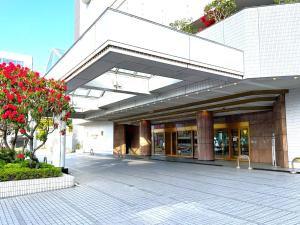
<box><xmin>29</xmin><ymin>138</ymin><xmax>39</xmax><ymax>168</ymax></box>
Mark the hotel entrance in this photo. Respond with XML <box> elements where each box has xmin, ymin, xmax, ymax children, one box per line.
<box><xmin>214</xmin><ymin>122</ymin><xmax>250</xmax><ymax>160</ymax></box>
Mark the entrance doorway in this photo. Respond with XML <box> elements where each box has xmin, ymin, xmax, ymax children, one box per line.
<box><xmin>214</xmin><ymin>122</ymin><xmax>250</xmax><ymax>160</ymax></box>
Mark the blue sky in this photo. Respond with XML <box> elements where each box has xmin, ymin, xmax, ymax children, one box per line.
<box><xmin>0</xmin><ymin>0</ymin><xmax>74</xmax><ymax>75</ymax></box>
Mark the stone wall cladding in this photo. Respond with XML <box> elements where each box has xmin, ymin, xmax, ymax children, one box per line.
<box><xmin>214</xmin><ymin>111</ymin><xmax>274</xmax><ymax>164</ymax></box>
<box><xmin>0</xmin><ymin>174</ymin><xmax>75</xmax><ymax>199</ymax></box>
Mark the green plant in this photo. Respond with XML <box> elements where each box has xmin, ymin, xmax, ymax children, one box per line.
<box><xmin>0</xmin><ymin>159</ymin><xmax>5</xmax><ymax>168</ymax></box>
<box><xmin>0</xmin><ymin>148</ymin><xmax>15</xmax><ymax>163</ymax></box>
<box><xmin>274</xmin><ymin>0</ymin><xmax>300</xmax><ymax>3</ymax></box>
<box><xmin>0</xmin><ymin>166</ymin><xmax>62</xmax><ymax>182</ymax></box>
<box><xmin>169</xmin><ymin>18</ymin><xmax>198</xmax><ymax>34</ymax></box>
<box><xmin>204</xmin><ymin>0</ymin><xmax>237</xmax><ymax>22</ymax></box>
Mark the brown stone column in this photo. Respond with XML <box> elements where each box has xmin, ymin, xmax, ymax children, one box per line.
<box><xmin>273</xmin><ymin>94</ymin><xmax>289</xmax><ymax>168</ymax></box>
<box><xmin>196</xmin><ymin>111</ymin><xmax>214</xmax><ymax>161</ymax></box>
<box><xmin>113</xmin><ymin>124</ymin><xmax>126</xmax><ymax>157</ymax></box>
<box><xmin>139</xmin><ymin>120</ymin><xmax>151</xmax><ymax>156</ymax></box>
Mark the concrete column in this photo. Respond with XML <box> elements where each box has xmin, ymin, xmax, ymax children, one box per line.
<box><xmin>113</xmin><ymin>124</ymin><xmax>126</xmax><ymax>157</ymax></box>
<box><xmin>52</xmin><ymin>117</ymin><xmax>66</xmax><ymax>167</ymax></box>
<box><xmin>273</xmin><ymin>94</ymin><xmax>289</xmax><ymax>168</ymax></box>
<box><xmin>196</xmin><ymin>111</ymin><xmax>214</xmax><ymax>161</ymax></box>
<box><xmin>139</xmin><ymin>120</ymin><xmax>151</xmax><ymax>156</ymax></box>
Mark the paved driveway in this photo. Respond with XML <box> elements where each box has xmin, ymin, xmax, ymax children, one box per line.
<box><xmin>1</xmin><ymin>154</ymin><xmax>300</xmax><ymax>225</ymax></box>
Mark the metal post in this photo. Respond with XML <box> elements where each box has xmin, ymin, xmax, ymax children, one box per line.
<box><xmin>236</xmin><ymin>155</ymin><xmax>252</xmax><ymax>170</ymax></box>
<box><xmin>291</xmin><ymin>157</ymin><xmax>300</xmax><ymax>174</ymax></box>
<box><xmin>272</xmin><ymin>133</ymin><xmax>277</xmax><ymax>167</ymax></box>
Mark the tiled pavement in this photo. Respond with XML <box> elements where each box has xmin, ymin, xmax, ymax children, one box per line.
<box><xmin>2</xmin><ymin>154</ymin><xmax>300</xmax><ymax>224</ymax></box>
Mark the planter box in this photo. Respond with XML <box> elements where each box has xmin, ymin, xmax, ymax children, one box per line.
<box><xmin>0</xmin><ymin>174</ymin><xmax>75</xmax><ymax>198</ymax></box>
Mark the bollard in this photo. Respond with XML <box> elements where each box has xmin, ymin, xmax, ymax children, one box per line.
<box><xmin>290</xmin><ymin>157</ymin><xmax>300</xmax><ymax>174</ymax></box>
<box><xmin>236</xmin><ymin>155</ymin><xmax>252</xmax><ymax>170</ymax></box>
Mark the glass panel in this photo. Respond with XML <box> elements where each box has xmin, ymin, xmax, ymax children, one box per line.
<box><xmin>231</xmin><ymin>129</ymin><xmax>239</xmax><ymax>158</ymax></box>
<box><xmin>214</xmin><ymin>129</ymin><xmax>229</xmax><ymax>159</ymax></box>
<box><xmin>193</xmin><ymin>131</ymin><xmax>198</xmax><ymax>157</ymax></box>
<box><xmin>154</xmin><ymin>133</ymin><xmax>165</xmax><ymax>155</ymax></box>
<box><xmin>240</xmin><ymin>128</ymin><xmax>249</xmax><ymax>156</ymax></box>
<box><xmin>177</xmin><ymin>131</ymin><xmax>192</xmax><ymax>157</ymax></box>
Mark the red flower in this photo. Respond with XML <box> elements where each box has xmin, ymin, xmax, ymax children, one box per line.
<box><xmin>18</xmin><ymin>82</ymin><xmax>24</xmax><ymax>87</ymax></box>
<box><xmin>6</xmin><ymin>93</ymin><xmax>14</xmax><ymax>101</ymax></box>
<box><xmin>38</xmin><ymin>107</ymin><xmax>43</xmax><ymax>113</ymax></box>
<box><xmin>16</xmin><ymin>153</ymin><xmax>25</xmax><ymax>159</ymax></box>
<box><xmin>19</xmin><ymin>129</ymin><xmax>26</xmax><ymax>134</ymax></box>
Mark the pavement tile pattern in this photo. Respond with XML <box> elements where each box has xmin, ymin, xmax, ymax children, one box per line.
<box><xmin>1</xmin><ymin>154</ymin><xmax>300</xmax><ymax>225</ymax></box>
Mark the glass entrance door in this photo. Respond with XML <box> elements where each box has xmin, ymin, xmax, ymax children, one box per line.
<box><xmin>214</xmin><ymin>129</ymin><xmax>229</xmax><ymax>159</ymax></box>
<box><xmin>230</xmin><ymin>129</ymin><xmax>240</xmax><ymax>158</ymax></box>
<box><xmin>240</xmin><ymin>128</ymin><xmax>249</xmax><ymax>156</ymax></box>
<box><xmin>214</xmin><ymin>122</ymin><xmax>250</xmax><ymax>160</ymax></box>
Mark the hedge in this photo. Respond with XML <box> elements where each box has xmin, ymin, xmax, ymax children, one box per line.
<box><xmin>0</xmin><ymin>166</ymin><xmax>62</xmax><ymax>182</ymax></box>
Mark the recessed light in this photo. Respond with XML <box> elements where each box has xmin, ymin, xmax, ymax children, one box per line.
<box><xmin>207</xmin><ymin>89</ymin><xmax>211</xmax><ymax>92</ymax></box>
<box><xmin>185</xmin><ymin>94</ymin><xmax>189</xmax><ymax>97</ymax></box>
<box><xmin>273</xmin><ymin>77</ymin><xmax>277</xmax><ymax>81</ymax></box>
<box><xmin>294</xmin><ymin>77</ymin><xmax>299</xmax><ymax>80</ymax></box>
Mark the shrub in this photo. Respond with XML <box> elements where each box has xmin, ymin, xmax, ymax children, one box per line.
<box><xmin>0</xmin><ymin>166</ymin><xmax>62</xmax><ymax>182</ymax></box>
<box><xmin>0</xmin><ymin>148</ymin><xmax>15</xmax><ymax>163</ymax></box>
<box><xmin>204</xmin><ymin>0</ymin><xmax>237</xmax><ymax>22</ymax></box>
<box><xmin>0</xmin><ymin>160</ymin><xmax>5</xmax><ymax>168</ymax></box>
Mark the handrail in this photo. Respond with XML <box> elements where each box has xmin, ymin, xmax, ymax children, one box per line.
<box><xmin>236</xmin><ymin>155</ymin><xmax>252</xmax><ymax>170</ymax></box>
<box><xmin>290</xmin><ymin>157</ymin><xmax>300</xmax><ymax>174</ymax></box>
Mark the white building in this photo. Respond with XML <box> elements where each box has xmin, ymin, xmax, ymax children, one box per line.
<box><xmin>46</xmin><ymin>0</ymin><xmax>300</xmax><ymax>169</ymax></box>
<box><xmin>0</xmin><ymin>51</ymin><xmax>32</xmax><ymax>69</ymax></box>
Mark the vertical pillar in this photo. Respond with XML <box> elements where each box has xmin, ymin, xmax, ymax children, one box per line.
<box><xmin>113</xmin><ymin>124</ymin><xmax>126</xmax><ymax>157</ymax></box>
<box><xmin>139</xmin><ymin>120</ymin><xmax>151</xmax><ymax>156</ymax></box>
<box><xmin>273</xmin><ymin>94</ymin><xmax>288</xmax><ymax>168</ymax></box>
<box><xmin>196</xmin><ymin>111</ymin><xmax>214</xmax><ymax>161</ymax></box>
<box><xmin>59</xmin><ymin>120</ymin><xmax>66</xmax><ymax>168</ymax></box>
<box><xmin>52</xmin><ymin>116</ymin><xmax>66</xmax><ymax>168</ymax></box>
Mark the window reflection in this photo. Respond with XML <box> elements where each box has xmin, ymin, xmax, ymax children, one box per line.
<box><xmin>154</xmin><ymin>133</ymin><xmax>165</xmax><ymax>155</ymax></box>
<box><xmin>177</xmin><ymin>131</ymin><xmax>192</xmax><ymax>156</ymax></box>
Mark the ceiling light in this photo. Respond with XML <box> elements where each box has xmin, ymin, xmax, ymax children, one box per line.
<box><xmin>219</xmin><ymin>86</ymin><xmax>223</xmax><ymax>88</ymax></box>
<box><xmin>207</xmin><ymin>89</ymin><xmax>211</xmax><ymax>92</ymax></box>
<box><xmin>294</xmin><ymin>77</ymin><xmax>299</xmax><ymax>80</ymax></box>
<box><xmin>234</xmin><ymin>83</ymin><xmax>238</xmax><ymax>86</ymax></box>
<box><xmin>185</xmin><ymin>94</ymin><xmax>189</xmax><ymax>97</ymax></box>
<box><xmin>273</xmin><ymin>77</ymin><xmax>277</xmax><ymax>81</ymax></box>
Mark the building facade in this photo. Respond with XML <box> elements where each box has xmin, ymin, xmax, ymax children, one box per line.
<box><xmin>0</xmin><ymin>51</ymin><xmax>32</xmax><ymax>69</ymax></box>
<box><xmin>46</xmin><ymin>0</ymin><xmax>300</xmax><ymax>168</ymax></box>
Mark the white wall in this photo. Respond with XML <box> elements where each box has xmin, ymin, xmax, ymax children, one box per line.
<box><xmin>78</xmin><ymin>0</ymin><xmax>211</xmax><ymax>36</ymax></box>
<box><xmin>76</xmin><ymin>121</ymin><xmax>113</xmax><ymax>154</ymax></box>
<box><xmin>286</xmin><ymin>88</ymin><xmax>300</xmax><ymax>168</ymax></box>
<box><xmin>198</xmin><ymin>4</ymin><xmax>300</xmax><ymax>79</ymax></box>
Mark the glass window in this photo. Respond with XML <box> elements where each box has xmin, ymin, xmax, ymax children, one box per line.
<box><xmin>154</xmin><ymin>132</ymin><xmax>165</xmax><ymax>155</ymax></box>
<box><xmin>177</xmin><ymin>131</ymin><xmax>192</xmax><ymax>157</ymax></box>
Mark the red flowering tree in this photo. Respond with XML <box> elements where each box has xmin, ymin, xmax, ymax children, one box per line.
<box><xmin>0</xmin><ymin>62</ymin><xmax>73</xmax><ymax>166</ymax></box>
